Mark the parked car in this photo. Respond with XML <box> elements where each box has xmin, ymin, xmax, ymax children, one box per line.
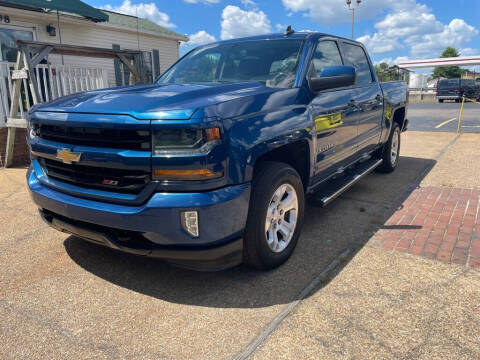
<box><xmin>27</xmin><ymin>31</ymin><xmax>408</xmax><ymax>270</ymax></box>
<box><xmin>436</xmin><ymin>78</ymin><xmax>480</xmax><ymax>103</ymax></box>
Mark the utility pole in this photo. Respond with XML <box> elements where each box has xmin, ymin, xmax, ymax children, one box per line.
<box><xmin>346</xmin><ymin>0</ymin><xmax>362</xmax><ymax>40</ymax></box>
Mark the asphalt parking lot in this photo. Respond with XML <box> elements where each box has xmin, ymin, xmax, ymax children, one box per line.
<box><xmin>408</xmin><ymin>101</ymin><xmax>480</xmax><ymax>133</ymax></box>
<box><xmin>2</xmin><ymin>129</ymin><xmax>480</xmax><ymax>359</ymax></box>
<box><xmin>2</xmin><ymin>162</ymin><xmax>418</xmax><ymax>359</ymax></box>
<box><xmin>3</xmin><ymin>98</ymin><xmax>480</xmax><ymax>358</ymax></box>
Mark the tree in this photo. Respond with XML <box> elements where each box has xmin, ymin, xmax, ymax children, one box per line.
<box><xmin>375</xmin><ymin>62</ymin><xmax>396</xmax><ymax>81</ymax></box>
<box><xmin>374</xmin><ymin>62</ymin><xmax>406</xmax><ymax>81</ymax></box>
<box><xmin>432</xmin><ymin>47</ymin><xmax>462</xmax><ymax>79</ymax></box>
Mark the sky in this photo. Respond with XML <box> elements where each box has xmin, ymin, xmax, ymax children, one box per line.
<box><xmin>84</xmin><ymin>0</ymin><xmax>480</xmax><ymax>72</ymax></box>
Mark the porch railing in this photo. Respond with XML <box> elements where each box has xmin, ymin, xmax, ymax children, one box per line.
<box><xmin>0</xmin><ymin>61</ymin><xmax>108</xmax><ymax>126</ymax></box>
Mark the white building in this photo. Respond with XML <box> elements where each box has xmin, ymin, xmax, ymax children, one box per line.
<box><xmin>0</xmin><ymin>0</ymin><xmax>188</xmax><ymax>166</ymax></box>
<box><xmin>0</xmin><ymin>0</ymin><xmax>188</xmax><ymax>87</ymax></box>
<box><xmin>409</xmin><ymin>73</ymin><xmax>429</xmax><ymax>88</ymax></box>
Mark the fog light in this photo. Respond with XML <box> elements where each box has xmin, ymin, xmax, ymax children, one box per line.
<box><xmin>181</xmin><ymin>211</ymin><xmax>199</xmax><ymax>237</ymax></box>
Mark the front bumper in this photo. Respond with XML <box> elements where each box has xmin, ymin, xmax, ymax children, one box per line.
<box><xmin>28</xmin><ymin>166</ymin><xmax>251</xmax><ymax>270</ymax></box>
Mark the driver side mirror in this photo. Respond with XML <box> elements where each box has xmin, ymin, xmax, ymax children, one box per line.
<box><xmin>308</xmin><ymin>65</ymin><xmax>357</xmax><ymax>93</ymax></box>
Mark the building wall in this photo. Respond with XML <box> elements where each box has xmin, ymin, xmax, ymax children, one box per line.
<box><xmin>461</xmin><ymin>72</ymin><xmax>480</xmax><ymax>80</ymax></box>
<box><xmin>0</xmin><ymin>128</ymin><xmax>28</xmax><ymax>167</ymax></box>
<box><xmin>0</xmin><ymin>6</ymin><xmax>183</xmax><ymax>166</ymax></box>
<box><xmin>409</xmin><ymin>73</ymin><xmax>428</xmax><ymax>88</ymax></box>
<box><xmin>47</xmin><ymin>24</ymin><xmax>179</xmax><ymax>86</ymax></box>
<box><xmin>0</xmin><ymin>6</ymin><xmax>181</xmax><ymax>87</ymax></box>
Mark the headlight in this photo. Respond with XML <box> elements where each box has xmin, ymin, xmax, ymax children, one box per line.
<box><xmin>152</xmin><ymin>127</ymin><xmax>223</xmax><ymax>181</ymax></box>
<box><xmin>152</xmin><ymin>127</ymin><xmax>221</xmax><ymax>155</ymax></box>
<box><xmin>28</xmin><ymin>121</ymin><xmax>39</xmax><ymax>139</ymax></box>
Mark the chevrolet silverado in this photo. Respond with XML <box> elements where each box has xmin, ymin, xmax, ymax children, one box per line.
<box><xmin>27</xmin><ymin>31</ymin><xmax>408</xmax><ymax>270</ymax></box>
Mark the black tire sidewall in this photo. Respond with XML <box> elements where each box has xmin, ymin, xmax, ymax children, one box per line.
<box><xmin>244</xmin><ymin>163</ymin><xmax>305</xmax><ymax>269</ymax></box>
<box><xmin>377</xmin><ymin>122</ymin><xmax>401</xmax><ymax>173</ymax></box>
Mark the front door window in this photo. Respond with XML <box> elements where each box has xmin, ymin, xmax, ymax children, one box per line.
<box><xmin>309</xmin><ymin>40</ymin><xmax>359</xmax><ymax>178</ymax></box>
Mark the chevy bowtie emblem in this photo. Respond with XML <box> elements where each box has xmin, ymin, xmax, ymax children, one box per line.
<box><xmin>56</xmin><ymin>149</ymin><xmax>82</xmax><ymax>164</ymax></box>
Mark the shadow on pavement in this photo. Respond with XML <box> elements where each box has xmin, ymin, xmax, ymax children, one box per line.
<box><xmin>64</xmin><ymin>156</ymin><xmax>435</xmax><ymax>309</ymax></box>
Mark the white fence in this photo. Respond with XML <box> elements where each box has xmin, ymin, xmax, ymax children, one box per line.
<box><xmin>0</xmin><ymin>62</ymin><xmax>108</xmax><ymax>126</ymax></box>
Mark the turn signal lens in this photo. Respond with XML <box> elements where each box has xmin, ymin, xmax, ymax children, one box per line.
<box><xmin>153</xmin><ymin>169</ymin><xmax>222</xmax><ymax>180</ymax></box>
<box><xmin>205</xmin><ymin>127</ymin><xmax>221</xmax><ymax>142</ymax></box>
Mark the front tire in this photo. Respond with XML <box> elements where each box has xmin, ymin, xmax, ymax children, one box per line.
<box><xmin>438</xmin><ymin>99</ymin><xmax>444</xmax><ymax>103</ymax></box>
<box><xmin>376</xmin><ymin>122</ymin><xmax>401</xmax><ymax>173</ymax></box>
<box><xmin>243</xmin><ymin>162</ymin><xmax>305</xmax><ymax>270</ymax></box>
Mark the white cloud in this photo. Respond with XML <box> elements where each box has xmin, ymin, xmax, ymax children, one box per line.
<box><xmin>375</xmin><ymin>56</ymin><xmax>409</xmax><ymax>66</ymax></box>
<box><xmin>374</xmin><ymin>3</ymin><xmax>442</xmax><ymax>38</ymax></box>
<box><xmin>179</xmin><ymin>30</ymin><xmax>216</xmax><ymax>55</ymax></box>
<box><xmin>460</xmin><ymin>48</ymin><xmax>480</xmax><ymax>56</ymax></box>
<box><xmin>407</xmin><ymin>19</ymin><xmax>478</xmax><ymax>57</ymax></box>
<box><xmin>184</xmin><ymin>0</ymin><xmax>220</xmax><ymax>3</ymax></box>
<box><xmin>356</xmin><ymin>1</ymin><xmax>478</xmax><ymax>59</ymax></box>
<box><xmin>186</xmin><ymin>30</ymin><xmax>216</xmax><ymax>46</ymax></box>
<box><xmin>282</xmin><ymin>0</ymin><xmax>407</xmax><ymax>26</ymax></box>
<box><xmin>357</xmin><ymin>33</ymin><xmax>400</xmax><ymax>54</ymax></box>
<box><xmin>220</xmin><ymin>5</ymin><xmax>271</xmax><ymax>40</ymax></box>
<box><xmin>102</xmin><ymin>0</ymin><xmax>176</xmax><ymax>28</ymax></box>
<box><xmin>240</xmin><ymin>0</ymin><xmax>258</xmax><ymax>9</ymax></box>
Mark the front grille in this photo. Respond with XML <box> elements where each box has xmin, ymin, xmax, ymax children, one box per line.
<box><xmin>40</xmin><ymin>158</ymin><xmax>151</xmax><ymax>194</ymax></box>
<box><xmin>33</xmin><ymin>124</ymin><xmax>150</xmax><ymax>151</ymax></box>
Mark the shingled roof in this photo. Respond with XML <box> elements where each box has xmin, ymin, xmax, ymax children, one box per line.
<box><xmin>0</xmin><ymin>0</ymin><xmax>109</xmax><ymax>21</ymax></box>
<box><xmin>101</xmin><ymin>10</ymin><xmax>188</xmax><ymax>42</ymax></box>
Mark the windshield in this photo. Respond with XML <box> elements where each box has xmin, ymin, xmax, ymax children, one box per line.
<box><xmin>157</xmin><ymin>39</ymin><xmax>305</xmax><ymax>88</ymax></box>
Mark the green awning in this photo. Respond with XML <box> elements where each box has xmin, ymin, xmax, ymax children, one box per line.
<box><xmin>2</xmin><ymin>0</ymin><xmax>109</xmax><ymax>22</ymax></box>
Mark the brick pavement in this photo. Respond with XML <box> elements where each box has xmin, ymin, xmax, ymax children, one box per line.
<box><xmin>370</xmin><ymin>186</ymin><xmax>480</xmax><ymax>269</ymax></box>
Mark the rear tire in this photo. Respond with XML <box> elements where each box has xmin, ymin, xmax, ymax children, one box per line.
<box><xmin>376</xmin><ymin>122</ymin><xmax>401</xmax><ymax>173</ymax></box>
<box><xmin>438</xmin><ymin>99</ymin><xmax>444</xmax><ymax>103</ymax></box>
<box><xmin>243</xmin><ymin>162</ymin><xmax>305</xmax><ymax>270</ymax></box>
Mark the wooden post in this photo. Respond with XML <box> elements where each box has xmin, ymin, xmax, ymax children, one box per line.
<box><xmin>117</xmin><ymin>54</ymin><xmax>141</xmax><ymax>85</ymax></box>
<box><xmin>4</xmin><ymin>41</ymin><xmax>146</xmax><ymax>166</ymax></box>
<box><xmin>5</xmin><ymin>51</ymin><xmax>25</xmax><ymax>167</ymax></box>
<box><xmin>21</xmin><ymin>44</ymin><xmax>41</xmax><ymax>105</ymax></box>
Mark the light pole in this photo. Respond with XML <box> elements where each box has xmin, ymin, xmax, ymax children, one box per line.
<box><xmin>346</xmin><ymin>0</ymin><xmax>362</xmax><ymax>40</ymax></box>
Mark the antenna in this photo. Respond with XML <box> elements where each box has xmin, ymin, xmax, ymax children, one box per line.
<box><xmin>136</xmin><ymin>8</ymin><xmax>140</xmax><ymax>51</ymax></box>
<box><xmin>284</xmin><ymin>25</ymin><xmax>294</xmax><ymax>36</ymax></box>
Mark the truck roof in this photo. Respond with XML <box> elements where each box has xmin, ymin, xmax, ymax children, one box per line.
<box><xmin>206</xmin><ymin>32</ymin><xmax>361</xmax><ymax>46</ymax></box>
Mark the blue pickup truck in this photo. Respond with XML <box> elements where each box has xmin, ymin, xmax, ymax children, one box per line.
<box><xmin>27</xmin><ymin>31</ymin><xmax>408</xmax><ymax>270</ymax></box>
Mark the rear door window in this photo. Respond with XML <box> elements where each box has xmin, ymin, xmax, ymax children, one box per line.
<box><xmin>341</xmin><ymin>43</ymin><xmax>373</xmax><ymax>86</ymax></box>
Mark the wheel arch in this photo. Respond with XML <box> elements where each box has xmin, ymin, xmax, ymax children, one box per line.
<box><xmin>392</xmin><ymin>106</ymin><xmax>406</xmax><ymax>131</ymax></box>
<box><xmin>251</xmin><ymin>140</ymin><xmax>311</xmax><ymax>191</ymax></box>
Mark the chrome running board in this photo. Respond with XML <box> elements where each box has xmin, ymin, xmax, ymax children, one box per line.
<box><xmin>311</xmin><ymin>159</ymin><xmax>383</xmax><ymax>207</ymax></box>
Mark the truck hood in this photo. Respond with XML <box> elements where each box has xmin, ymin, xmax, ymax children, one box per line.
<box><xmin>34</xmin><ymin>82</ymin><xmax>279</xmax><ymax>120</ymax></box>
